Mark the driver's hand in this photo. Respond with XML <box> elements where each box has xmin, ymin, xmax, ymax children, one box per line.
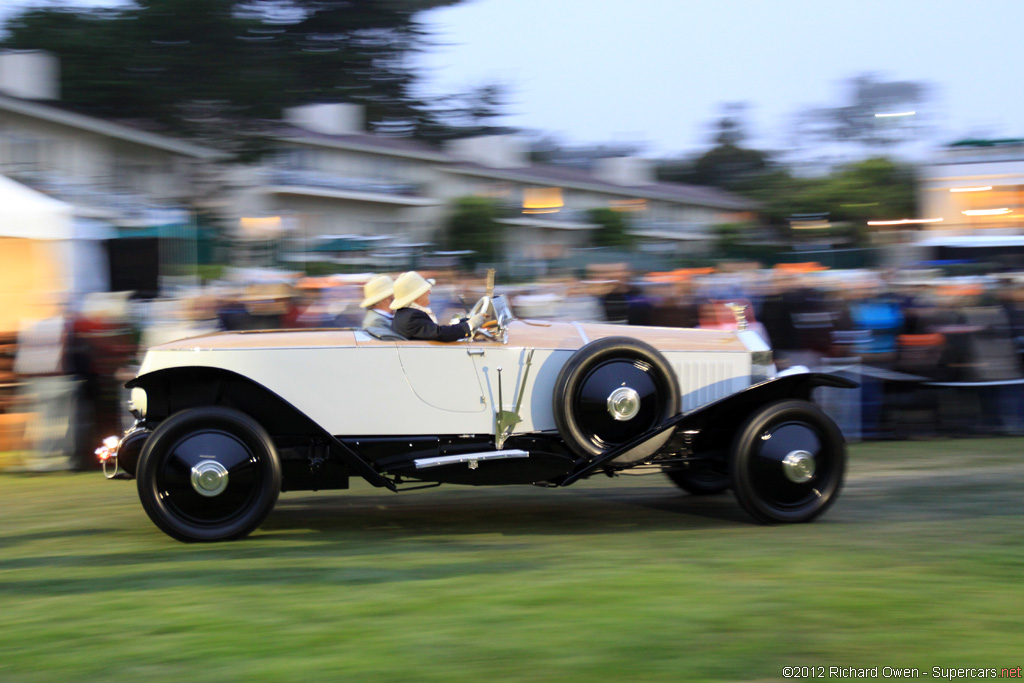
<box><xmin>468</xmin><ymin>312</ymin><xmax>489</xmax><ymax>332</ymax></box>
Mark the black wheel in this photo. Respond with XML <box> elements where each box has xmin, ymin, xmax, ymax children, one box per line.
<box><xmin>730</xmin><ymin>400</ymin><xmax>845</xmax><ymax>524</ymax></box>
<box><xmin>136</xmin><ymin>407</ymin><xmax>281</xmax><ymax>542</ymax></box>
<box><xmin>666</xmin><ymin>465</ymin><xmax>730</xmax><ymax>495</ymax></box>
<box><xmin>553</xmin><ymin>337</ymin><xmax>680</xmax><ymax>460</ymax></box>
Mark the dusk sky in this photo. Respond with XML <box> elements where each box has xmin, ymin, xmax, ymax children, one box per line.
<box><xmin>3</xmin><ymin>0</ymin><xmax>1021</xmax><ymax>159</ymax></box>
<box><xmin>415</xmin><ymin>0</ymin><xmax>1023</xmax><ymax>157</ymax></box>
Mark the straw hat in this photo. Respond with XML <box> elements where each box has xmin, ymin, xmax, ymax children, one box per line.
<box><xmin>391</xmin><ymin>271</ymin><xmax>436</xmax><ymax>310</ymax></box>
<box><xmin>359</xmin><ymin>275</ymin><xmax>394</xmax><ymax>308</ymax></box>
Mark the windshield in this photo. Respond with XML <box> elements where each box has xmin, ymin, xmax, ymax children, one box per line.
<box><xmin>492</xmin><ymin>295</ymin><xmax>514</xmax><ymax>330</ymax></box>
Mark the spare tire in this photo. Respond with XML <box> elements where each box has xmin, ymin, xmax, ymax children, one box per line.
<box><xmin>552</xmin><ymin>336</ymin><xmax>680</xmax><ymax>461</ymax></box>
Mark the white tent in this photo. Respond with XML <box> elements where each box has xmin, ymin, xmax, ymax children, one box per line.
<box><xmin>0</xmin><ymin>175</ymin><xmax>112</xmax><ymax>332</ymax></box>
<box><xmin>0</xmin><ymin>173</ymin><xmax>72</xmax><ymax>239</ymax></box>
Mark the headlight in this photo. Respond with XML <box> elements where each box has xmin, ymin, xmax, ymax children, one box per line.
<box><xmin>128</xmin><ymin>387</ymin><xmax>147</xmax><ymax>418</ymax></box>
<box><xmin>751</xmin><ymin>350</ymin><xmax>774</xmax><ymax>383</ymax></box>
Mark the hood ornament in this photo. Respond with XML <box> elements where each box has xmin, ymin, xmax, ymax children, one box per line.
<box><xmin>725</xmin><ymin>302</ymin><xmax>749</xmax><ymax>331</ymax></box>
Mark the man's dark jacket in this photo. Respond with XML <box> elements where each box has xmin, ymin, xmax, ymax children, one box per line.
<box><xmin>392</xmin><ymin>307</ymin><xmax>470</xmax><ymax>342</ymax></box>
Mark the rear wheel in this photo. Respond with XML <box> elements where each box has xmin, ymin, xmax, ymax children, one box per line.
<box><xmin>730</xmin><ymin>400</ymin><xmax>845</xmax><ymax>524</ymax></box>
<box><xmin>136</xmin><ymin>407</ymin><xmax>281</xmax><ymax>542</ymax></box>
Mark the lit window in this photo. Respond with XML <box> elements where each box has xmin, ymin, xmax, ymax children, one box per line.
<box><xmin>523</xmin><ymin>187</ymin><xmax>563</xmax><ymax>214</ymax></box>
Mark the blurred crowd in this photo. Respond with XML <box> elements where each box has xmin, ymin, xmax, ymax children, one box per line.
<box><xmin>4</xmin><ymin>262</ymin><xmax>1024</xmax><ymax>471</ymax></box>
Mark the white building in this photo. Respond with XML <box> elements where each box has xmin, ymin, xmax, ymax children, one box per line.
<box><xmin>919</xmin><ymin>140</ymin><xmax>1024</xmax><ymax>237</ymax></box>
<box><xmin>0</xmin><ymin>50</ymin><xmax>227</xmax><ymax>295</ymax></box>
<box><xmin>1</xmin><ymin>51</ymin><xmax>757</xmax><ymax>276</ymax></box>
<box><xmin>236</xmin><ymin>103</ymin><xmax>757</xmax><ymax>267</ymax></box>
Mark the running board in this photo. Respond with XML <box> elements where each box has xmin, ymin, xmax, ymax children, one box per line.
<box><xmin>414</xmin><ymin>450</ymin><xmax>529</xmax><ymax>470</ymax></box>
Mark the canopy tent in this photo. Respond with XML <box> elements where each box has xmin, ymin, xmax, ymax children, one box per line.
<box><xmin>0</xmin><ymin>175</ymin><xmax>115</xmax><ymax>332</ymax></box>
<box><xmin>0</xmin><ymin>173</ymin><xmax>72</xmax><ymax>239</ymax></box>
<box><xmin>0</xmin><ymin>175</ymin><xmax>72</xmax><ymax>332</ymax></box>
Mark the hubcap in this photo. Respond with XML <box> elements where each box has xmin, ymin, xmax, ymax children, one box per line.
<box><xmin>191</xmin><ymin>459</ymin><xmax>230</xmax><ymax>497</ymax></box>
<box><xmin>607</xmin><ymin>386</ymin><xmax>641</xmax><ymax>421</ymax></box>
<box><xmin>781</xmin><ymin>449</ymin><xmax>815</xmax><ymax>483</ymax></box>
<box><xmin>573</xmin><ymin>357</ymin><xmax>666</xmax><ymax>450</ymax></box>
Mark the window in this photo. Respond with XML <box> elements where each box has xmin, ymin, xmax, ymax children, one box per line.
<box><xmin>522</xmin><ymin>187</ymin><xmax>563</xmax><ymax>214</ymax></box>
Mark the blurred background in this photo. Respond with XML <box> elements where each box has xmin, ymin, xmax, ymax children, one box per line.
<box><xmin>1</xmin><ymin>0</ymin><xmax>1023</xmax><ymax>471</ymax></box>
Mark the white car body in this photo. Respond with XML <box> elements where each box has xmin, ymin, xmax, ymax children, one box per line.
<box><xmin>135</xmin><ymin>321</ymin><xmax>772</xmax><ymax>437</ymax></box>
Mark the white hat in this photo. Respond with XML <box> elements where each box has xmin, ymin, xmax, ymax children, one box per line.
<box><xmin>391</xmin><ymin>271</ymin><xmax>436</xmax><ymax>310</ymax></box>
<box><xmin>359</xmin><ymin>275</ymin><xmax>394</xmax><ymax>308</ymax></box>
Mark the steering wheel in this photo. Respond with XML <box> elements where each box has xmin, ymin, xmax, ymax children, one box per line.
<box><xmin>469</xmin><ymin>295</ymin><xmax>492</xmax><ymax>319</ymax></box>
<box><xmin>468</xmin><ymin>295</ymin><xmax>498</xmax><ymax>339</ymax></box>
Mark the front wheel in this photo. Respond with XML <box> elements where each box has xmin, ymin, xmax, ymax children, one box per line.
<box><xmin>136</xmin><ymin>407</ymin><xmax>281</xmax><ymax>542</ymax></box>
<box><xmin>730</xmin><ymin>400</ymin><xmax>845</xmax><ymax>524</ymax></box>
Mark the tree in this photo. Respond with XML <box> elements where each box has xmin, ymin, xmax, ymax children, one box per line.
<box><xmin>443</xmin><ymin>196</ymin><xmax>504</xmax><ymax>264</ymax></box>
<box><xmin>793</xmin><ymin>74</ymin><xmax>931</xmax><ymax>151</ymax></box>
<box><xmin>587</xmin><ymin>208</ymin><xmax>633</xmax><ymax>249</ymax></box>
<box><xmin>713</xmin><ymin>101</ymin><xmax>750</xmax><ymax>147</ymax></box>
<box><xmin>657</xmin><ymin>142</ymin><xmax>774</xmax><ymax>191</ymax></box>
<box><xmin>0</xmin><ymin>0</ymin><xmax>502</xmax><ymax>148</ymax></box>
<box><xmin>739</xmin><ymin>157</ymin><xmax>918</xmax><ymax>246</ymax></box>
<box><xmin>657</xmin><ymin>102</ymin><xmax>775</xmax><ymax>190</ymax></box>
<box><xmin>415</xmin><ymin>82</ymin><xmax>515</xmax><ymax>142</ymax></box>
<box><xmin>712</xmin><ymin>222</ymin><xmax>745</xmax><ymax>256</ymax></box>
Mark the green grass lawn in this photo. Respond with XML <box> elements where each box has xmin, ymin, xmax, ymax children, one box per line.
<box><xmin>1</xmin><ymin>438</ymin><xmax>1022</xmax><ymax>682</ymax></box>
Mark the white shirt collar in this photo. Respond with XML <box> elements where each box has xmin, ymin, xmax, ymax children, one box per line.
<box><xmin>409</xmin><ymin>302</ymin><xmax>438</xmax><ymax>323</ymax></box>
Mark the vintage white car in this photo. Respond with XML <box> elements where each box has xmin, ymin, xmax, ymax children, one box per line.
<box><xmin>100</xmin><ymin>295</ymin><xmax>854</xmax><ymax>542</ymax></box>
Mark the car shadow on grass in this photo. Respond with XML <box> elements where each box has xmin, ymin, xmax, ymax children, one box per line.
<box><xmin>262</xmin><ymin>483</ymin><xmax>753</xmax><ymax>542</ymax></box>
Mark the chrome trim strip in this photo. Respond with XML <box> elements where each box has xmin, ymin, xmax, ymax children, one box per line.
<box><xmin>414</xmin><ymin>449</ymin><xmax>529</xmax><ymax>469</ymax></box>
<box><xmin>572</xmin><ymin>322</ymin><xmax>590</xmax><ymax>344</ymax></box>
<box><xmin>162</xmin><ymin>345</ymin><xmax>363</xmax><ymax>352</ymax></box>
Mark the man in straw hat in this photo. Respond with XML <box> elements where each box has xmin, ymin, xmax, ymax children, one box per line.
<box><xmin>360</xmin><ymin>274</ymin><xmax>395</xmax><ymax>330</ymax></box>
<box><xmin>391</xmin><ymin>271</ymin><xmax>487</xmax><ymax>342</ymax></box>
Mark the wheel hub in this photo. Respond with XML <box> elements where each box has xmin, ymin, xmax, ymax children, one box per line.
<box><xmin>781</xmin><ymin>450</ymin><xmax>816</xmax><ymax>483</ymax></box>
<box><xmin>606</xmin><ymin>386</ymin><xmax>641</xmax><ymax>421</ymax></box>
<box><xmin>191</xmin><ymin>459</ymin><xmax>230</xmax><ymax>497</ymax></box>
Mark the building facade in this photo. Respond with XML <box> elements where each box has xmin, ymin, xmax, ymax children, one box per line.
<box><xmin>1</xmin><ymin>51</ymin><xmax>758</xmax><ymax>278</ymax></box>
<box><xmin>919</xmin><ymin>140</ymin><xmax>1024</xmax><ymax>236</ymax></box>
<box><xmin>235</xmin><ymin>103</ymin><xmax>757</xmax><ymax>269</ymax></box>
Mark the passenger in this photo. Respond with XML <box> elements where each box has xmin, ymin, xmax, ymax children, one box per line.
<box><xmin>359</xmin><ymin>275</ymin><xmax>395</xmax><ymax>330</ymax></box>
<box><xmin>391</xmin><ymin>271</ymin><xmax>487</xmax><ymax>341</ymax></box>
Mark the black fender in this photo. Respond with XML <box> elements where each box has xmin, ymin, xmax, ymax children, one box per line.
<box><xmin>672</xmin><ymin>371</ymin><xmax>856</xmax><ymax>435</ymax></box>
<box><xmin>126</xmin><ymin>367</ymin><xmax>395</xmax><ymax>491</ymax></box>
<box><xmin>559</xmin><ymin>372</ymin><xmax>856</xmax><ymax>485</ymax></box>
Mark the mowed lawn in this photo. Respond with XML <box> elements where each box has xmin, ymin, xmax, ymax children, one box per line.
<box><xmin>1</xmin><ymin>438</ymin><xmax>1022</xmax><ymax>682</ymax></box>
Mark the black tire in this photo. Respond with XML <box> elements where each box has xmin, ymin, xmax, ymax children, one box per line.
<box><xmin>136</xmin><ymin>407</ymin><xmax>281</xmax><ymax>542</ymax></box>
<box><xmin>553</xmin><ymin>337</ymin><xmax>680</xmax><ymax>460</ymax></box>
<box><xmin>666</xmin><ymin>466</ymin><xmax>730</xmax><ymax>495</ymax></box>
<box><xmin>730</xmin><ymin>400</ymin><xmax>845</xmax><ymax>524</ymax></box>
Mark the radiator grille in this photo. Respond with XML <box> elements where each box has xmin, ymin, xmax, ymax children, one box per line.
<box><xmin>677</xmin><ymin>359</ymin><xmax>747</xmax><ymax>412</ymax></box>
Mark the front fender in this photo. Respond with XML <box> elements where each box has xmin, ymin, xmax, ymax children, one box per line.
<box><xmin>126</xmin><ymin>366</ymin><xmax>395</xmax><ymax>491</ymax></box>
<box><xmin>675</xmin><ymin>371</ymin><xmax>857</xmax><ymax>434</ymax></box>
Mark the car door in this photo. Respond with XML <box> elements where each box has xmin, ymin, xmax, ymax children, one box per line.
<box><xmin>396</xmin><ymin>342</ymin><xmax>488</xmax><ymax>413</ymax></box>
